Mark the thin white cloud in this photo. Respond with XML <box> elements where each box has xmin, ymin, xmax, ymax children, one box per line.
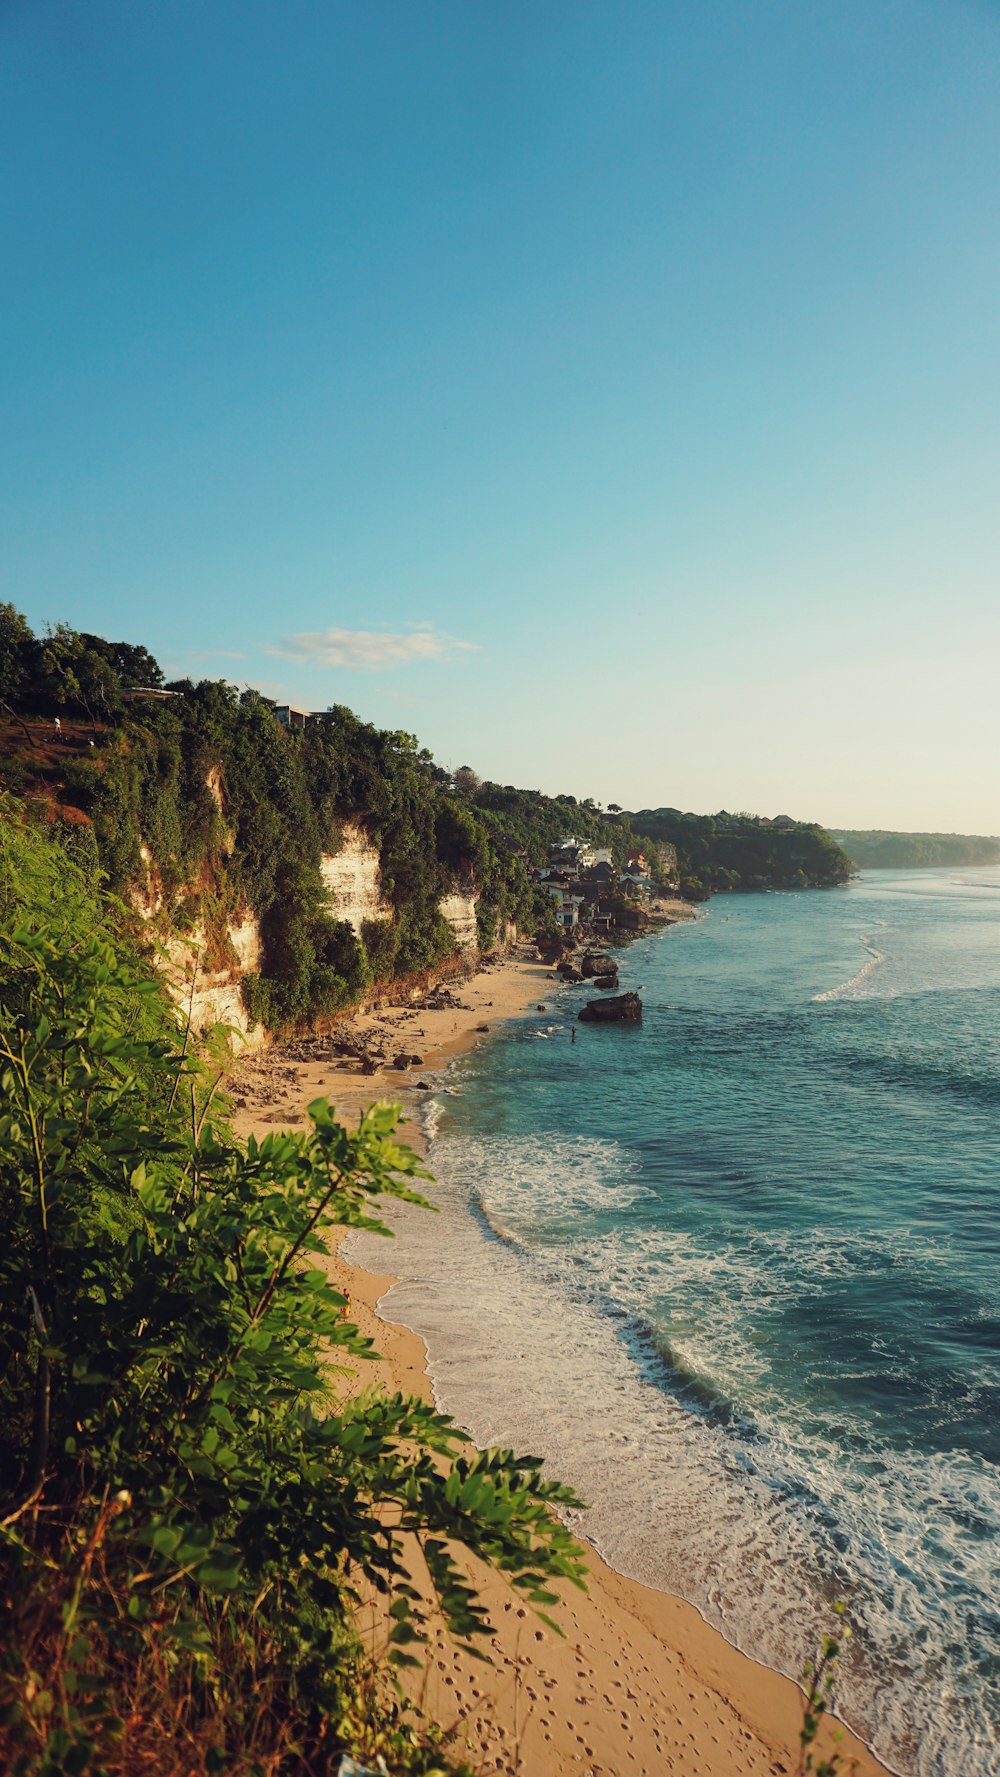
<box><xmin>267</xmin><ymin>624</ymin><xmax>477</xmax><ymax>670</ymax></box>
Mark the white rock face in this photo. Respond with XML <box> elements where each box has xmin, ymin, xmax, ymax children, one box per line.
<box><xmin>227</xmin><ymin>913</ymin><xmax>262</xmax><ymax>976</ymax></box>
<box><xmin>320</xmin><ymin>825</ymin><xmax>393</xmax><ymax>933</ymax></box>
<box><xmin>135</xmin><ymin>843</ymin><xmax>163</xmax><ymax>918</ymax></box>
<box><xmin>144</xmin><ymin>822</ymin><xmax>497</xmax><ymax>1050</ymax></box>
<box><xmin>161</xmin><ymin>914</ymin><xmax>266</xmax><ymax>1052</ymax></box>
<box><xmin>205</xmin><ymin>764</ymin><xmax>224</xmax><ymax>813</ymax></box>
<box><xmin>440</xmin><ymin>890</ymin><xmax>479</xmax><ymax>951</ymax></box>
<box><xmin>322</xmin><ymin>826</ymin><xmax>480</xmax><ymax>952</ymax></box>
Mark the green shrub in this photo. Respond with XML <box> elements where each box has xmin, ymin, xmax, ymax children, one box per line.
<box><xmin>0</xmin><ymin>806</ymin><xmax>587</xmax><ymax>1773</ymax></box>
<box><xmin>60</xmin><ymin>756</ymin><xmax>103</xmax><ymax>808</ymax></box>
<box><xmin>361</xmin><ymin>917</ymin><xmax>399</xmax><ymax>984</ymax></box>
<box><xmin>53</xmin><ymin>818</ymin><xmax>101</xmax><ymax>887</ymax></box>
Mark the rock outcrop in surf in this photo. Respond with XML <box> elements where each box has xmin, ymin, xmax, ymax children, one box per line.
<box><xmin>578</xmin><ymin>991</ymin><xmax>642</xmax><ymax>1024</ymax></box>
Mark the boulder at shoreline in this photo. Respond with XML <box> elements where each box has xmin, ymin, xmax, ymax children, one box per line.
<box><xmin>578</xmin><ymin>991</ymin><xmax>642</xmax><ymax>1024</ymax></box>
<box><xmin>581</xmin><ymin>951</ymin><xmax>617</xmax><ymax>979</ymax></box>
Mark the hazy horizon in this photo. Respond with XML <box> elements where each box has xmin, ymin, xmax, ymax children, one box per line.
<box><xmin>3</xmin><ymin>2</ymin><xmax>998</xmax><ymax>831</ymax></box>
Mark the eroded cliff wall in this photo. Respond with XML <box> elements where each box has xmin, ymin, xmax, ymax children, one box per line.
<box><xmin>161</xmin><ymin>914</ymin><xmax>267</xmax><ymax>1051</ymax></box>
<box><xmin>143</xmin><ymin>822</ymin><xmax>486</xmax><ymax>1049</ymax></box>
<box><xmin>319</xmin><ymin>824</ymin><xmax>393</xmax><ymax>932</ymax></box>
<box><xmin>322</xmin><ymin>827</ymin><xmax>480</xmax><ymax>951</ymax></box>
<box><xmin>439</xmin><ymin>889</ymin><xmax>478</xmax><ymax>951</ymax></box>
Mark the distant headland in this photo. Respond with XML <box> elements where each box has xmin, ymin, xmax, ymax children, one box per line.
<box><xmin>829</xmin><ymin>829</ymin><xmax>1000</xmax><ymax>868</ymax></box>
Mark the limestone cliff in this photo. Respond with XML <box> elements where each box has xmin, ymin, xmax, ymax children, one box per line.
<box><xmin>135</xmin><ymin>841</ymin><xmax>267</xmax><ymax>1048</ymax></box>
<box><xmin>322</xmin><ymin>824</ymin><xmax>479</xmax><ymax>951</ymax></box>
<box><xmin>439</xmin><ymin>888</ymin><xmax>479</xmax><ymax>951</ymax></box>
<box><xmin>319</xmin><ymin>824</ymin><xmax>393</xmax><ymax>933</ymax></box>
<box><xmin>160</xmin><ymin>914</ymin><xmax>266</xmax><ymax>1051</ymax></box>
<box><xmin>143</xmin><ymin>822</ymin><xmax>485</xmax><ymax>1048</ymax></box>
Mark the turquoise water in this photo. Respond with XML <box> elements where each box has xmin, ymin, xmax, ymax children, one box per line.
<box><xmin>348</xmin><ymin>870</ymin><xmax>1000</xmax><ymax>1775</ymax></box>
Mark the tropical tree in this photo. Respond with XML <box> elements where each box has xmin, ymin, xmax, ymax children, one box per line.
<box><xmin>0</xmin><ymin>603</ymin><xmax>34</xmax><ymax>744</ymax></box>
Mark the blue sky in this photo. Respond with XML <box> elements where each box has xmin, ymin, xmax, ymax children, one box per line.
<box><xmin>3</xmin><ymin>1</ymin><xmax>998</xmax><ymax>829</ymax></box>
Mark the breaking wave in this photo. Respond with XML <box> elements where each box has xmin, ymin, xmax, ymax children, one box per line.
<box><xmin>812</xmin><ymin>934</ymin><xmax>886</xmax><ymax>1002</ymax></box>
<box><xmin>349</xmin><ymin>868</ymin><xmax>1000</xmax><ymax>1775</ymax></box>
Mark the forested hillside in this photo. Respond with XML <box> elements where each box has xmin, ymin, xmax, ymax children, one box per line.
<box><xmin>630</xmin><ymin>807</ymin><xmax>852</xmax><ymax>896</ymax></box>
<box><xmin>0</xmin><ymin>607</ymin><xmax>636</xmax><ymax>1030</ymax></box>
<box><xmin>1</xmin><ymin>607</ymin><xmax>853</xmax><ymax>1038</ymax></box>
<box><xmin>830</xmin><ymin>829</ymin><xmax>1000</xmax><ymax>868</ymax></box>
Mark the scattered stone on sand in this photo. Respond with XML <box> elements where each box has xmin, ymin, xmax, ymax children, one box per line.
<box><xmin>390</xmin><ymin>1051</ymin><xmax>424</xmax><ymax>1071</ymax></box>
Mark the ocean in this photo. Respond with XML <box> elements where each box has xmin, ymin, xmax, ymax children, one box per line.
<box><xmin>346</xmin><ymin>869</ymin><xmax>1000</xmax><ymax>1776</ymax></box>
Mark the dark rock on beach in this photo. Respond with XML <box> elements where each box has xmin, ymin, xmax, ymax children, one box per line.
<box><xmin>581</xmin><ymin>951</ymin><xmax>617</xmax><ymax>979</ymax></box>
<box><xmin>536</xmin><ymin>937</ymin><xmax>564</xmax><ymax>964</ymax></box>
<box><xmin>578</xmin><ymin>991</ymin><xmax>642</xmax><ymax>1025</ymax></box>
<box><xmin>557</xmin><ymin>961</ymin><xmax>583</xmax><ymax>982</ymax></box>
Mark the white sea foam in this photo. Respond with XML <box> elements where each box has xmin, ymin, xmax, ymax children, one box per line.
<box><xmin>950</xmin><ymin>875</ymin><xmax>1000</xmax><ymax>893</ymax></box>
<box><xmin>346</xmin><ymin>1125</ymin><xmax>1000</xmax><ymax>1777</ymax></box>
<box><xmin>420</xmin><ymin>1096</ymin><xmax>445</xmax><ymax>1145</ymax></box>
<box><xmin>812</xmin><ymin>933</ymin><xmax>887</xmax><ymax>1002</ymax></box>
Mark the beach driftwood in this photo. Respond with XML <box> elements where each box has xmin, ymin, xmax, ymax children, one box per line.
<box><xmin>578</xmin><ymin>991</ymin><xmax>642</xmax><ymax>1024</ymax></box>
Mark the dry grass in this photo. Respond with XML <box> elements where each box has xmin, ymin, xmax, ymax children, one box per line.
<box><xmin>0</xmin><ymin>1493</ymin><xmax>471</xmax><ymax>1777</ymax></box>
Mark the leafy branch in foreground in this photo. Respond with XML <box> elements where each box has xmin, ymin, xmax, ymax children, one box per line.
<box><xmin>798</xmin><ymin>1607</ymin><xmax>854</xmax><ymax>1777</ymax></box>
<box><xmin>0</xmin><ymin>806</ymin><xmax>587</xmax><ymax>1774</ymax></box>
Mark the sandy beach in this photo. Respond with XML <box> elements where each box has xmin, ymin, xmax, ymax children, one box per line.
<box><xmin>231</xmin><ymin>933</ymin><xmax>889</xmax><ymax>1777</ymax></box>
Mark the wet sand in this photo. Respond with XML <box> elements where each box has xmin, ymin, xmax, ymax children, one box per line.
<box><xmin>231</xmin><ymin>936</ymin><xmax>889</xmax><ymax>1777</ymax></box>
